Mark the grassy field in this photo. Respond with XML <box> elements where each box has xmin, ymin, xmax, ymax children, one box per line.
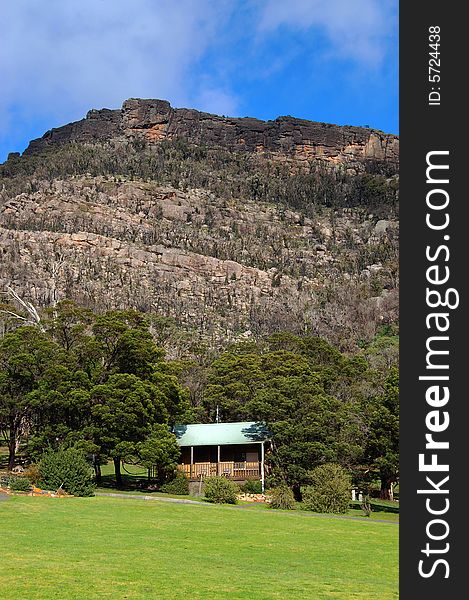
<box><xmin>0</xmin><ymin>495</ymin><xmax>398</xmax><ymax>600</ymax></box>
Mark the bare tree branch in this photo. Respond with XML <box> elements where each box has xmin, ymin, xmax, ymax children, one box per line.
<box><xmin>1</xmin><ymin>287</ymin><xmax>45</xmax><ymax>331</ymax></box>
<box><xmin>0</xmin><ymin>309</ymin><xmax>28</xmax><ymax>322</ymax></box>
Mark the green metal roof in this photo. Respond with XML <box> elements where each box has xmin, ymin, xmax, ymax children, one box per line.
<box><xmin>173</xmin><ymin>421</ymin><xmax>270</xmax><ymax>447</ymax></box>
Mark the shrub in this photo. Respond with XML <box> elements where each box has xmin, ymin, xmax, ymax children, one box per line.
<box><xmin>302</xmin><ymin>463</ymin><xmax>351</xmax><ymax>514</ymax></box>
<box><xmin>360</xmin><ymin>494</ymin><xmax>372</xmax><ymax>517</ymax></box>
<box><xmin>23</xmin><ymin>464</ymin><xmax>41</xmax><ymax>485</ymax></box>
<box><xmin>38</xmin><ymin>446</ymin><xmax>95</xmax><ymax>497</ymax></box>
<box><xmin>269</xmin><ymin>485</ymin><xmax>296</xmax><ymax>510</ymax></box>
<box><xmin>8</xmin><ymin>476</ymin><xmax>32</xmax><ymax>492</ymax></box>
<box><xmin>240</xmin><ymin>479</ymin><xmax>263</xmax><ymax>494</ymax></box>
<box><xmin>160</xmin><ymin>473</ymin><xmax>190</xmax><ymax>495</ymax></box>
<box><xmin>203</xmin><ymin>476</ymin><xmax>239</xmax><ymax>504</ymax></box>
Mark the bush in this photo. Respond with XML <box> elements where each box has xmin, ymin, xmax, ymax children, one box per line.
<box><xmin>8</xmin><ymin>476</ymin><xmax>32</xmax><ymax>492</ymax></box>
<box><xmin>360</xmin><ymin>494</ymin><xmax>372</xmax><ymax>517</ymax></box>
<box><xmin>240</xmin><ymin>479</ymin><xmax>263</xmax><ymax>494</ymax></box>
<box><xmin>38</xmin><ymin>446</ymin><xmax>95</xmax><ymax>497</ymax></box>
<box><xmin>269</xmin><ymin>485</ymin><xmax>296</xmax><ymax>510</ymax></box>
<box><xmin>23</xmin><ymin>464</ymin><xmax>41</xmax><ymax>485</ymax></box>
<box><xmin>302</xmin><ymin>463</ymin><xmax>351</xmax><ymax>514</ymax></box>
<box><xmin>203</xmin><ymin>476</ymin><xmax>239</xmax><ymax>504</ymax></box>
<box><xmin>160</xmin><ymin>473</ymin><xmax>189</xmax><ymax>495</ymax></box>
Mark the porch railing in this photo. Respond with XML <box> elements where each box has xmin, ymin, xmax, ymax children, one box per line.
<box><xmin>178</xmin><ymin>461</ymin><xmax>260</xmax><ymax>479</ymax></box>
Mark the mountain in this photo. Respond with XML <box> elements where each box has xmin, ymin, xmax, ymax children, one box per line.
<box><xmin>21</xmin><ymin>98</ymin><xmax>399</xmax><ymax>165</ymax></box>
<box><xmin>0</xmin><ymin>99</ymin><xmax>399</xmax><ymax>352</ymax></box>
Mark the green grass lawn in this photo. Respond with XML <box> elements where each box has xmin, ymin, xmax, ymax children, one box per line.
<box><xmin>100</xmin><ymin>461</ymin><xmax>147</xmax><ymax>477</ymax></box>
<box><xmin>0</xmin><ymin>495</ymin><xmax>398</xmax><ymax>599</ymax></box>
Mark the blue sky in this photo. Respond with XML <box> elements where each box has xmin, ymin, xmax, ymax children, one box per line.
<box><xmin>0</xmin><ymin>0</ymin><xmax>398</xmax><ymax>163</ymax></box>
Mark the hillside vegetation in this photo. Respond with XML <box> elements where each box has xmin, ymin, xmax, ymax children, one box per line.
<box><xmin>0</xmin><ymin>102</ymin><xmax>399</xmax><ymax>351</ymax></box>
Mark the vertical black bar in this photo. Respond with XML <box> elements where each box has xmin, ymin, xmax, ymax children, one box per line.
<box><xmin>400</xmin><ymin>3</ymin><xmax>466</xmax><ymax>597</ymax></box>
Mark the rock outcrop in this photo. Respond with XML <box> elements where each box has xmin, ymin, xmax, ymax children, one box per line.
<box><xmin>23</xmin><ymin>98</ymin><xmax>399</xmax><ymax>168</ymax></box>
<box><xmin>24</xmin><ymin>108</ymin><xmax>122</xmax><ymax>155</ymax></box>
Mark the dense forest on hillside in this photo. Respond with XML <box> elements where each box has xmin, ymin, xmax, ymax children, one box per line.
<box><xmin>0</xmin><ymin>302</ymin><xmax>398</xmax><ymax>499</ymax></box>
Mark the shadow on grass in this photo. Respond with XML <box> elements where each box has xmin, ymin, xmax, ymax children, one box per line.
<box><xmin>350</xmin><ymin>500</ymin><xmax>399</xmax><ymax>514</ymax></box>
<box><xmin>98</xmin><ymin>473</ymin><xmax>152</xmax><ymax>492</ymax></box>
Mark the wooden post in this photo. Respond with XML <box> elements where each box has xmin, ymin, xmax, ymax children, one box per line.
<box><xmin>190</xmin><ymin>446</ymin><xmax>194</xmax><ymax>479</ymax></box>
<box><xmin>217</xmin><ymin>445</ymin><xmax>220</xmax><ymax>476</ymax></box>
<box><xmin>260</xmin><ymin>441</ymin><xmax>265</xmax><ymax>493</ymax></box>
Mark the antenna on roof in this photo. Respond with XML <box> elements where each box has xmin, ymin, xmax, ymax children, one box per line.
<box><xmin>216</xmin><ymin>405</ymin><xmax>220</xmax><ymax>424</ymax></box>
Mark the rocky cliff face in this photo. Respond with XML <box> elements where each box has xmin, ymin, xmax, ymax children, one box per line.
<box><xmin>24</xmin><ymin>98</ymin><xmax>399</xmax><ymax>168</ymax></box>
<box><xmin>1</xmin><ymin>100</ymin><xmax>399</xmax><ymax>351</ymax></box>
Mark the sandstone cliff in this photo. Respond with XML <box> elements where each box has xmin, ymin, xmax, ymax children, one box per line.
<box><xmin>24</xmin><ymin>98</ymin><xmax>399</xmax><ymax>168</ymax></box>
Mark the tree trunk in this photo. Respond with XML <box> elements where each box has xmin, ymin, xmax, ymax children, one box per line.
<box><xmin>114</xmin><ymin>457</ymin><xmax>123</xmax><ymax>487</ymax></box>
<box><xmin>94</xmin><ymin>463</ymin><xmax>102</xmax><ymax>485</ymax></box>
<box><xmin>379</xmin><ymin>477</ymin><xmax>393</xmax><ymax>501</ymax></box>
<box><xmin>8</xmin><ymin>418</ymin><xmax>17</xmax><ymax>471</ymax></box>
<box><xmin>8</xmin><ymin>431</ymin><xmax>16</xmax><ymax>471</ymax></box>
<box><xmin>292</xmin><ymin>482</ymin><xmax>302</xmax><ymax>502</ymax></box>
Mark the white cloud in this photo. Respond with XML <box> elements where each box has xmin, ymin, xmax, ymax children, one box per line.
<box><xmin>0</xmin><ymin>0</ymin><xmax>397</xmax><ymax>157</ymax></box>
<box><xmin>257</xmin><ymin>0</ymin><xmax>397</xmax><ymax>67</ymax></box>
<box><xmin>194</xmin><ymin>87</ymin><xmax>240</xmax><ymax>117</ymax></box>
<box><xmin>0</xmin><ymin>0</ymin><xmax>238</xmax><ymax>140</ymax></box>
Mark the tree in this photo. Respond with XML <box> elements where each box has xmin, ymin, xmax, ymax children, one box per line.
<box><xmin>0</xmin><ymin>306</ymin><xmax>189</xmax><ymax>483</ymax></box>
<box><xmin>0</xmin><ymin>287</ymin><xmax>44</xmax><ymax>331</ymax></box>
<box><xmin>44</xmin><ymin>300</ymin><xmax>93</xmax><ymax>351</ymax></box>
<box><xmin>363</xmin><ymin>367</ymin><xmax>399</xmax><ymax>500</ymax></box>
<box><xmin>203</xmin><ymin>351</ymin><xmax>263</xmax><ymax>421</ymax></box>
<box><xmin>91</xmin><ymin>310</ymin><xmax>163</xmax><ymax>381</ymax></box>
<box><xmin>0</xmin><ymin>327</ymin><xmax>67</xmax><ymax>469</ymax></box>
<box><xmin>25</xmin><ymin>365</ymin><xmax>91</xmax><ymax>461</ymax></box>
<box><xmin>137</xmin><ymin>424</ymin><xmax>181</xmax><ymax>484</ymax></box>
<box><xmin>88</xmin><ymin>373</ymin><xmax>170</xmax><ymax>485</ymax></box>
<box><xmin>204</xmin><ymin>344</ymin><xmax>365</xmax><ymax>495</ymax></box>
